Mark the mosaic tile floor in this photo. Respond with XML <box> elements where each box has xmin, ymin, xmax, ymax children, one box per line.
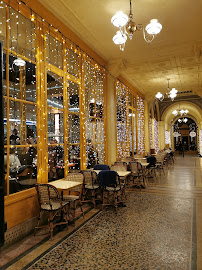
<box><xmin>26</xmin><ymin>192</ymin><xmax>194</xmax><ymax>270</ymax></box>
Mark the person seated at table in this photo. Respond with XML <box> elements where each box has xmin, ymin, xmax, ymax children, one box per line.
<box><xmin>25</xmin><ymin>138</ymin><xmax>37</xmax><ymax>165</ymax></box>
<box><xmin>4</xmin><ymin>148</ymin><xmax>21</xmax><ymax>171</ymax></box>
<box><xmin>4</xmin><ymin>148</ymin><xmax>21</xmax><ymax>177</ymax></box>
<box><xmin>10</xmin><ymin>128</ymin><xmax>20</xmax><ymax>145</ymax></box>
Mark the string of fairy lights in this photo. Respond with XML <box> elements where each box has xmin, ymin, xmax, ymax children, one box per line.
<box><xmin>115</xmin><ymin>81</ymin><xmax>145</xmax><ymax>157</ymax></box>
<box><xmin>154</xmin><ymin>118</ymin><xmax>159</xmax><ymax>153</ymax></box>
<box><xmin>165</xmin><ymin>130</ymin><xmax>170</xmax><ymax>146</ymax></box>
<box><xmin>137</xmin><ymin>96</ymin><xmax>145</xmax><ymax>155</ymax></box>
<box><xmin>149</xmin><ymin>117</ymin><xmax>153</xmax><ymax>149</ymax></box>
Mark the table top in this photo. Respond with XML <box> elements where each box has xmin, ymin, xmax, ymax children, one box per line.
<box><xmin>49</xmin><ymin>180</ymin><xmax>82</xmax><ymax>190</ymax></box>
<box><xmin>140</xmin><ymin>163</ymin><xmax>150</xmax><ymax>167</ymax></box>
<box><xmin>92</xmin><ymin>170</ymin><xmax>131</xmax><ymax>178</ymax></box>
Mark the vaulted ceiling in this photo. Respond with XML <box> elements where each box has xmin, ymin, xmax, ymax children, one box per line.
<box><xmin>38</xmin><ymin>0</ymin><xmax>202</xmax><ymax>101</ymax></box>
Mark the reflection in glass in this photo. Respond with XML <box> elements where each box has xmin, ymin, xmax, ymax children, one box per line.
<box><xmin>4</xmin><ymin>147</ymin><xmax>37</xmax><ymax>194</ymax></box>
<box><xmin>68</xmin><ymin>145</ymin><xmax>80</xmax><ymax>170</ymax></box>
<box><xmin>68</xmin><ymin>114</ymin><xmax>80</xmax><ymax>144</ymax></box>
<box><xmin>9</xmin><ymin>55</ymin><xmax>36</xmax><ymax>102</ymax></box>
<box><xmin>48</xmin><ymin>108</ymin><xmax>64</xmax><ymax>143</ymax></box>
<box><xmin>47</xmin><ymin>71</ymin><xmax>63</xmax><ymax>108</ymax></box>
<box><xmin>68</xmin><ymin>82</ymin><xmax>79</xmax><ymax>112</ymax></box>
<box><xmin>48</xmin><ymin>144</ymin><xmax>64</xmax><ymax>181</ymax></box>
<box><xmin>9</xmin><ymin>101</ymin><xmax>37</xmax><ymax>145</ymax></box>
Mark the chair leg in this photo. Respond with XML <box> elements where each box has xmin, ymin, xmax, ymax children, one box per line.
<box><xmin>49</xmin><ymin>212</ymin><xmax>54</xmax><ymax>240</ymax></box>
<box><xmin>34</xmin><ymin>211</ymin><xmax>42</xmax><ymax>236</ymax></box>
<box><xmin>64</xmin><ymin>206</ymin><xmax>69</xmax><ymax>230</ymax></box>
<box><xmin>80</xmin><ymin>203</ymin><xmax>85</xmax><ymax>218</ymax></box>
<box><xmin>92</xmin><ymin>190</ymin><xmax>96</xmax><ymax>208</ymax></box>
<box><xmin>114</xmin><ymin>192</ymin><xmax>118</xmax><ymax>210</ymax></box>
<box><xmin>72</xmin><ymin>201</ymin><xmax>76</xmax><ymax>226</ymax></box>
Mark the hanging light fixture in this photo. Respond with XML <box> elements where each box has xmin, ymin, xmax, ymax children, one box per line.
<box><xmin>155</xmin><ymin>79</ymin><xmax>178</xmax><ymax>101</ymax></box>
<box><xmin>172</xmin><ymin>109</ymin><xmax>189</xmax><ymax>116</ymax></box>
<box><xmin>13</xmin><ymin>57</ymin><xmax>26</xmax><ymax>67</ymax></box>
<box><xmin>111</xmin><ymin>0</ymin><xmax>162</xmax><ymax>50</ymax></box>
<box><xmin>178</xmin><ymin>118</ymin><xmax>188</xmax><ymax>123</ymax></box>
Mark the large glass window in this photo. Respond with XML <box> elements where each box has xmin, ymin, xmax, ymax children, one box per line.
<box><xmin>68</xmin><ymin>81</ymin><xmax>80</xmax><ymax>170</ymax></box>
<box><xmin>116</xmin><ymin>82</ymin><xmax>129</xmax><ymax>159</ymax></box>
<box><xmin>47</xmin><ymin>71</ymin><xmax>64</xmax><ymax>180</ymax></box>
<box><xmin>84</xmin><ymin>61</ymin><xmax>105</xmax><ymax>168</ymax></box>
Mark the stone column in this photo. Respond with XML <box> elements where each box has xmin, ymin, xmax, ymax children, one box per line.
<box><xmin>199</xmin><ymin>121</ymin><xmax>202</xmax><ymax>155</ymax></box>
<box><xmin>158</xmin><ymin>121</ymin><xmax>165</xmax><ymax>150</ymax></box>
<box><xmin>106</xmin><ymin>59</ymin><xmax>126</xmax><ymax>166</ymax></box>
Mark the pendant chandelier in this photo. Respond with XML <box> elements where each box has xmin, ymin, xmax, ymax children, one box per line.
<box><xmin>178</xmin><ymin>118</ymin><xmax>188</xmax><ymax>123</ymax></box>
<box><xmin>172</xmin><ymin>109</ymin><xmax>189</xmax><ymax>116</ymax></box>
<box><xmin>111</xmin><ymin>0</ymin><xmax>162</xmax><ymax>51</ymax></box>
<box><xmin>155</xmin><ymin>79</ymin><xmax>178</xmax><ymax>101</ymax></box>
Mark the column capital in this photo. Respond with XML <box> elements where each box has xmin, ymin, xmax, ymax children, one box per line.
<box><xmin>107</xmin><ymin>59</ymin><xmax>127</xmax><ymax>77</ymax></box>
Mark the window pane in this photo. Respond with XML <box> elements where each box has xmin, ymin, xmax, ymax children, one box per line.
<box><xmin>0</xmin><ymin>2</ymin><xmax>7</xmax><ymax>45</ymax></box>
<box><xmin>4</xmin><ymin>147</ymin><xmax>37</xmax><ymax>194</ymax></box>
<box><xmin>9</xmin><ymin>7</ymin><xmax>35</xmax><ymax>61</ymax></box>
<box><xmin>66</xmin><ymin>48</ymin><xmax>79</xmax><ymax>78</ymax></box>
<box><xmin>68</xmin><ymin>114</ymin><xmax>80</xmax><ymax>144</ymax></box>
<box><xmin>46</xmin><ymin>34</ymin><xmax>63</xmax><ymax>69</ymax></box>
<box><xmin>9</xmin><ymin>101</ymin><xmax>37</xmax><ymax>145</ymax></box>
<box><xmin>48</xmin><ymin>108</ymin><xmax>64</xmax><ymax>144</ymax></box>
<box><xmin>9</xmin><ymin>56</ymin><xmax>36</xmax><ymax>102</ymax></box>
<box><xmin>48</xmin><ymin>144</ymin><xmax>64</xmax><ymax>181</ymax></box>
<box><xmin>47</xmin><ymin>71</ymin><xmax>63</xmax><ymax>109</ymax></box>
<box><xmin>68</xmin><ymin>145</ymin><xmax>80</xmax><ymax>170</ymax></box>
<box><xmin>68</xmin><ymin>82</ymin><xmax>79</xmax><ymax>112</ymax></box>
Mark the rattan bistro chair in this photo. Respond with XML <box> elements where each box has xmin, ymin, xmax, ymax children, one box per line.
<box><xmin>113</xmin><ymin>162</ymin><xmax>128</xmax><ymax>170</ymax></box>
<box><xmin>80</xmin><ymin>170</ymin><xmax>100</xmax><ymax>208</ymax></box>
<box><xmin>128</xmin><ymin>161</ymin><xmax>144</xmax><ymax>189</ymax></box>
<box><xmin>63</xmin><ymin>173</ymin><xmax>84</xmax><ymax>225</ymax></box>
<box><xmin>35</xmin><ymin>183</ymin><xmax>69</xmax><ymax>240</ymax></box>
<box><xmin>98</xmin><ymin>170</ymin><xmax>126</xmax><ymax>210</ymax></box>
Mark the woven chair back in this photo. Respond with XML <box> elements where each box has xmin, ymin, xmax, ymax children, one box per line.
<box><xmin>35</xmin><ymin>184</ymin><xmax>59</xmax><ymax>206</ymax></box>
<box><xmin>111</xmin><ymin>165</ymin><xmax>127</xmax><ymax>172</ymax></box>
<box><xmin>81</xmin><ymin>170</ymin><xmax>98</xmax><ymax>186</ymax></box>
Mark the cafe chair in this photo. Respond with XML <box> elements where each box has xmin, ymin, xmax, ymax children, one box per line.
<box><xmin>146</xmin><ymin>156</ymin><xmax>157</xmax><ymax>178</ymax></box>
<box><xmin>63</xmin><ymin>173</ymin><xmax>84</xmax><ymax>225</ymax></box>
<box><xmin>111</xmin><ymin>164</ymin><xmax>127</xmax><ymax>172</ymax></box>
<box><xmin>94</xmin><ymin>164</ymin><xmax>110</xmax><ymax>170</ymax></box>
<box><xmin>113</xmin><ymin>162</ymin><xmax>128</xmax><ymax>170</ymax></box>
<box><xmin>128</xmin><ymin>161</ymin><xmax>144</xmax><ymax>189</ymax></box>
<box><xmin>80</xmin><ymin>170</ymin><xmax>100</xmax><ymax>208</ymax></box>
<box><xmin>155</xmin><ymin>155</ymin><xmax>165</xmax><ymax>175</ymax></box>
<box><xmin>35</xmin><ymin>183</ymin><xmax>69</xmax><ymax>240</ymax></box>
<box><xmin>98</xmin><ymin>170</ymin><xmax>126</xmax><ymax>210</ymax></box>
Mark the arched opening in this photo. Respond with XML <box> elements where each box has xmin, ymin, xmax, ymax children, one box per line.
<box><xmin>172</xmin><ymin>117</ymin><xmax>198</xmax><ymax>153</ymax></box>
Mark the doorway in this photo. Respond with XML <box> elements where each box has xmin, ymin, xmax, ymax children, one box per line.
<box><xmin>182</xmin><ymin>136</ymin><xmax>189</xmax><ymax>151</ymax></box>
